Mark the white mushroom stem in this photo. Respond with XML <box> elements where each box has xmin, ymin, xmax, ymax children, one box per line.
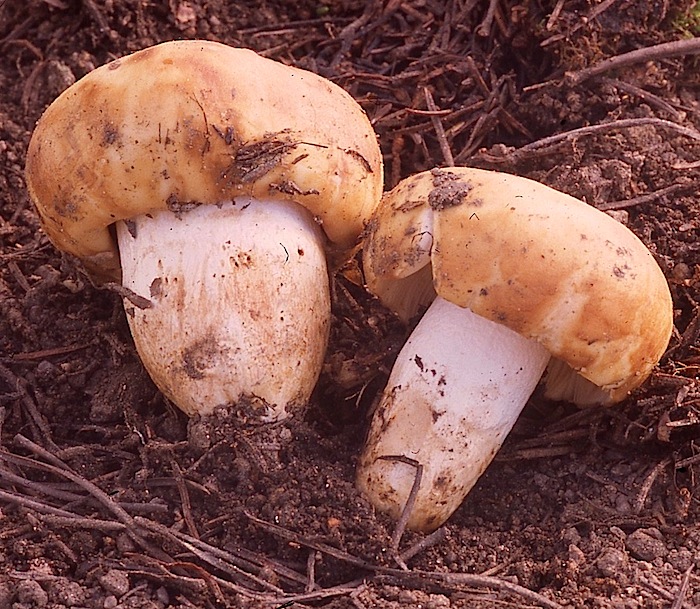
<box><xmin>357</xmin><ymin>296</ymin><xmax>551</xmax><ymax>532</ymax></box>
<box><xmin>116</xmin><ymin>197</ymin><xmax>330</xmax><ymax>421</ymax></box>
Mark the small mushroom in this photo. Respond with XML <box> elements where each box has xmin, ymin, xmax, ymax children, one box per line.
<box><xmin>25</xmin><ymin>40</ymin><xmax>382</xmax><ymax>421</ymax></box>
<box><xmin>357</xmin><ymin>167</ymin><xmax>673</xmax><ymax>532</ymax></box>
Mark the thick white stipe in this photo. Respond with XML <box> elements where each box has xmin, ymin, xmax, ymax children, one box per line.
<box><xmin>116</xmin><ymin>197</ymin><xmax>330</xmax><ymax>420</ymax></box>
<box><xmin>357</xmin><ymin>296</ymin><xmax>550</xmax><ymax>531</ymax></box>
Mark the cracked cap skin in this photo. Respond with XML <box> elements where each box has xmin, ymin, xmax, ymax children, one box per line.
<box><xmin>363</xmin><ymin>167</ymin><xmax>673</xmax><ymax>404</ymax></box>
<box><xmin>26</xmin><ymin>40</ymin><xmax>383</xmax><ymax>282</ymax></box>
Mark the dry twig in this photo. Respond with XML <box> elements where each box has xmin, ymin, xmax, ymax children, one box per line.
<box><xmin>5</xmin><ymin>434</ymin><xmax>171</xmax><ymax>561</ymax></box>
<box><xmin>638</xmin><ymin>574</ymin><xmax>696</xmax><ymax>609</ymax></box>
<box><xmin>671</xmin><ymin>566</ymin><xmax>694</xmax><ymax>609</ymax></box>
<box><xmin>245</xmin><ymin>511</ymin><xmax>564</xmax><ymax>609</ymax></box>
<box><xmin>0</xmin><ymin>364</ymin><xmax>59</xmax><ymax>451</ymax></box>
<box><xmin>399</xmin><ymin>527</ymin><xmax>447</xmax><ymax>563</ymax></box>
<box><xmin>135</xmin><ymin>516</ymin><xmax>310</xmax><ymax>590</ymax></box>
<box><xmin>633</xmin><ymin>457</ymin><xmax>673</xmax><ymax>514</ymax></box>
<box><xmin>424</xmin><ymin>87</ymin><xmax>454</xmax><ymax>166</ymax></box>
<box><xmin>170</xmin><ymin>458</ymin><xmax>199</xmax><ymax>539</ymax></box>
<box><xmin>379</xmin><ymin>454</ymin><xmax>423</xmax><ymax>567</ymax></box>
<box><xmin>476</xmin><ymin>0</ymin><xmax>499</xmax><ymax>37</ymax></box>
<box><xmin>601</xmin><ymin>77</ymin><xmax>685</xmax><ymax>121</ymax></box>
<box><xmin>597</xmin><ymin>182</ymin><xmax>699</xmax><ymax>211</ymax></box>
<box><xmin>482</xmin><ymin>118</ymin><xmax>700</xmax><ymax>166</ymax></box>
<box><xmin>567</xmin><ymin>38</ymin><xmax>700</xmax><ymax>86</ymax></box>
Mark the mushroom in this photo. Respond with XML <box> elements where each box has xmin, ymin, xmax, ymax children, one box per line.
<box><xmin>25</xmin><ymin>40</ymin><xmax>382</xmax><ymax>421</ymax></box>
<box><xmin>357</xmin><ymin>167</ymin><xmax>673</xmax><ymax>532</ymax></box>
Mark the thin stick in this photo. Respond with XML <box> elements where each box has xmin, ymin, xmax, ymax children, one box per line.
<box><xmin>134</xmin><ymin>516</ymin><xmax>284</xmax><ymax>593</ymax></box>
<box><xmin>597</xmin><ymin>182</ymin><xmax>697</xmax><ymax>211</ymax></box>
<box><xmin>600</xmin><ymin>77</ymin><xmax>685</xmax><ymax>121</ymax></box>
<box><xmin>330</xmin><ymin>2</ymin><xmax>376</xmax><ymax>68</ymax></box>
<box><xmin>306</xmin><ymin>551</ymin><xmax>318</xmax><ymax>592</ymax></box>
<box><xmin>530</xmin><ymin>118</ymin><xmax>700</xmax><ymax>149</ymax></box>
<box><xmin>134</xmin><ymin>516</ymin><xmax>309</xmax><ymax>588</ymax></box>
<box><xmin>25</xmin><ymin>511</ymin><xmax>79</xmax><ymax>565</ymax></box>
<box><xmin>671</xmin><ymin>565</ymin><xmax>694</xmax><ymax>609</ymax></box>
<box><xmin>567</xmin><ymin>38</ymin><xmax>700</xmax><ymax>86</ymax></box>
<box><xmin>0</xmin><ymin>488</ymin><xmax>87</xmax><ymax>518</ymax></box>
<box><xmin>9</xmin><ymin>343</ymin><xmax>92</xmax><ymax>362</ymax></box>
<box><xmin>170</xmin><ymin>458</ymin><xmax>199</xmax><ymax>539</ymax></box>
<box><xmin>490</xmin><ymin>117</ymin><xmax>700</xmax><ymax>166</ymax></box>
<box><xmin>81</xmin><ymin>0</ymin><xmax>111</xmax><ymax>34</ymax></box>
<box><xmin>102</xmin><ymin>282</ymin><xmax>152</xmax><ymax>309</ymax></box>
<box><xmin>400</xmin><ymin>527</ymin><xmax>447</xmax><ymax>563</ymax></box>
<box><xmin>424</xmin><ymin>88</ymin><xmax>455</xmax><ymax>166</ymax></box>
<box><xmin>244</xmin><ymin>510</ymin><xmax>376</xmax><ymax>570</ymax></box>
<box><xmin>476</xmin><ymin>0</ymin><xmax>499</xmax><ymax>37</ymax></box>
<box><xmin>376</xmin><ymin>454</ymin><xmax>423</xmax><ymax>567</ymax></box>
<box><xmin>633</xmin><ymin>458</ymin><xmax>672</xmax><ymax>514</ymax></box>
<box><xmin>381</xmin><ymin>569</ymin><xmax>564</xmax><ymax>609</ymax></box>
<box><xmin>236</xmin><ymin>16</ymin><xmax>349</xmax><ymax>35</ymax></box>
<box><xmin>639</xmin><ymin>576</ymin><xmax>696</xmax><ymax>609</ymax></box>
<box><xmin>545</xmin><ymin>0</ymin><xmax>566</xmax><ymax>30</ymax></box>
<box><xmin>0</xmin><ymin>466</ymin><xmax>85</xmax><ymax>503</ymax></box>
<box><xmin>36</xmin><ymin>513</ymin><xmax>127</xmax><ymax>532</ymax></box>
<box><xmin>268</xmin><ymin>581</ymin><xmax>367</xmax><ymax>607</ymax></box>
<box><xmin>245</xmin><ymin>511</ymin><xmax>564</xmax><ymax>609</ymax></box>
<box><xmin>0</xmin><ymin>364</ymin><xmax>60</xmax><ymax>451</ymax></box>
<box><xmin>675</xmin><ymin>453</ymin><xmax>700</xmax><ymax>469</ymax></box>
<box><xmin>9</xmin><ymin>435</ymin><xmax>171</xmax><ymax>561</ymax></box>
<box><xmin>13</xmin><ymin>432</ymin><xmax>74</xmax><ymax>471</ymax></box>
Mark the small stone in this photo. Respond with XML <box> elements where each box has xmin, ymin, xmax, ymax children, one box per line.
<box><xmin>596</xmin><ymin>547</ymin><xmax>628</xmax><ymax>577</ymax></box>
<box><xmin>568</xmin><ymin>543</ymin><xmax>586</xmax><ymax>566</ymax></box>
<box><xmin>155</xmin><ymin>587</ymin><xmax>170</xmax><ymax>604</ymax></box>
<box><xmin>115</xmin><ymin>532</ymin><xmax>136</xmax><ymax>554</ymax></box>
<box><xmin>667</xmin><ymin>548</ymin><xmax>694</xmax><ymax>571</ymax></box>
<box><xmin>608</xmin><ymin>597</ymin><xmax>639</xmax><ymax>609</ymax></box>
<box><xmin>609</xmin><ymin>526</ymin><xmax>626</xmax><ymax>540</ymax></box>
<box><xmin>673</xmin><ymin>262</ymin><xmax>692</xmax><ymax>280</ymax></box>
<box><xmin>561</xmin><ymin>526</ymin><xmax>582</xmax><ymax>546</ymax></box>
<box><xmin>605</xmin><ymin>210</ymin><xmax>629</xmax><ymax>224</ymax></box>
<box><xmin>614</xmin><ymin>493</ymin><xmax>632</xmax><ymax>514</ymax></box>
<box><xmin>103</xmin><ymin>596</ymin><xmax>118</xmax><ymax>609</ymax></box>
<box><xmin>187</xmin><ymin>417</ymin><xmax>213</xmax><ymax>453</ymax></box>
<box><xmin>625</xmin><ymin>529</ymin><xmax>666</xmax><ymax>561</ymax></box>
<box><xmin>98</xmin><ymin>570</ymin><xmax>130</xmax><ymax>597</ymax></box>
<box><xmin>425</xmin><ymin>593</ymin><xmax>450</xmax><ymax>608</ymax></box>
<box><xmin>17</xmin><ymin>580</ymin><xmax>48</xmax><ymax>608</ymax></box>
<box><xmin>0</xmin><ymin>581</ymin><xmax>13</xmax><ymax>607</ymax></box>
<box><xmin>49</xmin><ymin>579</ymin><xmax>85</xmax><ymax>606</ymax></box>
<box><xmin>398</xmin><ymin>590</ymin><xmax>418</xmax><ymax>604</ymax></box>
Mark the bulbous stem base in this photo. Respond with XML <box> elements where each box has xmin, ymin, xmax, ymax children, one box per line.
<box><xmin>116</xmin><ymin>197</ymin><xmax>330</xmax><ymax>421</ymax></box>
<box><xmin>357</xmin><ymin>296</ymin><xmax>550</xmax><ymax>532</ymax></box>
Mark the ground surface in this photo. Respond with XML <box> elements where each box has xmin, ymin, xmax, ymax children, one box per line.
<box><xmin>2</xmin><ymin>1</ymin><xmax>700</xmax><ymax>608</ymax></box>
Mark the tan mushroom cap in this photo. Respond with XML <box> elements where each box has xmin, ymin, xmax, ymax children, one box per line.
<box><xmin>363</xmin><ymin>167</ymin><xmax>673</xmax><ymax>404</ymax></box>
<box><xmin>26</xmin><ymin>40</ymin><xmax>383</xmax><ymax>281</ymax></box>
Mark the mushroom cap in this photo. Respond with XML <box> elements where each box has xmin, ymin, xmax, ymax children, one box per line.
<box><xmin>26</xmin><ymin>40</ymin><xmax>383</xmax><ymax>281</ymax></box>
<box><xmin>363</xmin><ymin>167</ymin><xmax>673</xmax><ymax>403</ymax></box>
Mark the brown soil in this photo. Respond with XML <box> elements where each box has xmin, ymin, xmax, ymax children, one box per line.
<box><xmin>2</xmin><ymin>1</ymin><xmax>700</xmax><ymax>608</ymax></box>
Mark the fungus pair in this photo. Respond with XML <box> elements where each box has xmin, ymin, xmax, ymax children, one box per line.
<box><xmin>27</xmin><ymin>41</ymin><xmax>673</xmax><ymax>533</ymax></box>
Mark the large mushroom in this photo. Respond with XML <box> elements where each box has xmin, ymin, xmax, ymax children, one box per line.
<box><xmin>25</xmin><ymin>40</ymin><xmax>382</xmax><ymax>421</ymax></box>
<box><xmin>357</xmin><ymin>167</ymin><xmax>673</xmax><ymax>532</ymax></box>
